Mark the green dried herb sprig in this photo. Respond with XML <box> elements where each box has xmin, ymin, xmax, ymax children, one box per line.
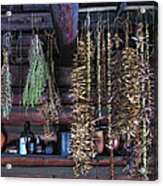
<box><xmin>1</xmin><ymin>49</ymin><xmax>12</xmax><ymax>118</ymax></box>
<box><xmin>23</xmin><ymin>34</ymin><xmax>49</xmax><ymax>111</ymax></box>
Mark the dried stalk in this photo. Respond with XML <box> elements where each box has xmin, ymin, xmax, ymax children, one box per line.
<box><xmin>107</xmin><ymin>29</ymin><xmax>112</xmax><ymax>139</ymax></box>
<box><xmin>86</xmin><ymin>12</ymin><xmax>91</xmax><ymax>101</ymax></box>
<box><xmin>101</xmin><ymin>27</ymin><xmax>107</xmax><ymax>97</ymax></box>
<box><xmin>106</xmin><ymin>22</ymin><xmax>115</xmax><ymax>179</ymax></box>
<box><xmin>97</xmin><ymin>20</ymin><xmax>102</xmax><ymax>118</ymax></box>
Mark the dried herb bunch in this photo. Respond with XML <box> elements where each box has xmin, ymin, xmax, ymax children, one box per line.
<box><xmin>70</xmin><ymin>40</ymin><xmax>96</xmax><ymax>177</ymax></box>
<box><xmin>111</xmin><ymin>45</ymin><xmax>144</xmax><ymax>176</ymax></box>
<box><xmin>23</xmin><ymin>34</ymin><xmax>49</xmax><ymax>110</ymax></box>
<box><xmin>134</xmin><ymin>22</ymin><xmax>154</xmax><ymax>178</ymax></box>
<box><xmin>1</xmin><ymin>49</ymin><xmax>12</xmax><ymax>118</ymax></box>
<box><xmin>42</xmin><ymin>32</ymin><xmax>62</xmax><ymax>140</ymax></box>
<box><xmin>110</xmin><ymin>16</ymin><xmax>154</xmax><ymax>178</ymax></box>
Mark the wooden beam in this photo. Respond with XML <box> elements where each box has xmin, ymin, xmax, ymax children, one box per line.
<box><xmin>50</xmin><ymin>4</ymin><xmax>78</xmax><ymax>66</ymax></box>
<box><xmin>2</xmin><ymin>112</ymin><xmax>109</xmax><ymax>125</ymax></box>
<box><xmin>12</xmin><ymin>94</ymin><xmax>73</xmax><ymax>105</ymax></box>
<box><xmin>10</xmin><ymin>66</ymin><xmax>72</xmax><ymax>87</ymax></box>
<box><xmin>2</xmin><ymin>112</ymin><xmax>72</xmax><ymax>125</ymax></box>
<box><xmin>1</xmin><ymin>12</ymin><xmax>52</xmax><ymax>31</ymax></box>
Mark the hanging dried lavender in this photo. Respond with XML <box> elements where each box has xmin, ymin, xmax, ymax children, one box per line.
<box><xmin>70</xmin><ymin>40</ymin><xmax>96</xmax><ymax>177</ymax></box>
<box><xmin>23</xmin><ymin>34</ymin><xmax>49</xmax><ymax>111</ymax></box>
<box><xmin>1</xmin><ymin>49</ymin><xmax>12</xmax><ymax>118</ymax></box>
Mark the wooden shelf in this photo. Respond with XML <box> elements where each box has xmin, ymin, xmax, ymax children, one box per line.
<box><xmin>1</xmin><ymin>154</ymin><xmax>126</xmax><ymax>167</ymax></box>
<box><xmin>1</xmin><ymin>154</ymin><xmax>148</xmax><ymax>180</ymax></box>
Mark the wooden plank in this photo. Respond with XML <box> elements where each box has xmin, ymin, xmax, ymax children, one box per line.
<box><xmin>1</xmin><ymin>12</ymin><xmax>53</xmax><ymax>31</ymax></box>
<box><xmin>1</xmin><ymin>166</ymin><xmax>96</xmax><ymax>179</ymax></box>
<box><xmin>12</xmin><ymin>94</ymin><xmax>73</xmax><ymax>105</ymax></box>
<box><xmin>2</xmin><ymin>112</ymin><xmax>72</xmax><ymax>125</ymax></box>
<box><xmin>1</xmin><ymin>165</ymin><xmax>147</xmax><ymax>180</ymax></box>
<box><xmin>1</xmin><ymin>156</ymin><xmax>74</xmax><ymax>167</ymax></box>
<box><xmin>11</xmin><ymin>94</ymin><xmax>111</xmax><ymax>106</ymax></box>
<box><xmin>1</xmin><ymin>155</ymin><xmax>126</xmax><ymax>167</ymax></box>
<box><xmin>10</xmin><ymin>65</ymin><xmax>72</xmax><ymax>87</ymax></box>
<box><xmin>2</xmin><ymin>111</ymin><xmax>109</xmax><ymax>125</ymax></box>
<box><xmin>2</xmin><ymin>23</ymin><xmax>53</xmax><ymax>31</ymax></box>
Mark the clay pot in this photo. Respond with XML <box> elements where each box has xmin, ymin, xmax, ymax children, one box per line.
<box><xmin>95</xmin><ymin>131</ymin><xmax>104</xmax><ymax>154</ymax></box>
<box><xmin>1</xmin><ymin>132</ymin><xmax>6</xmax><ymax>151</ymax></box>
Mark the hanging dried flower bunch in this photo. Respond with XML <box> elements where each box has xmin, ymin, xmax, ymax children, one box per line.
<box><xmin>41</xmin><ymin>32</ymin><xmax>62</xmax><ymax>140</ymax></box>
<box><xmin>133</xmin><ymin>21</ymin><xmax>153</xmax><ymax>178</ymax></box>
<box><xmin>1</xmin><ymin>49</ymin><xmax>12</xmax><ymax>118</ymax></box>
<box><xmin>110</xmin><ymin>15</ymin><xmax>154</xmax><ymax>179</ymax></box>
<box><xmin>70</xmin><ymin>40</ymin><xmax>96</xmax><ymax>177</ymax></box>
<box><xmin>23</xmin><ymin>34</ymin><xmax>49</xmax><ymax>111</ymax></box>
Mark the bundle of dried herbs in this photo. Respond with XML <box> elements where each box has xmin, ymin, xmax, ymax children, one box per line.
<box><xmin>23</xmin><ymin>34</ymin><xmax>49</xmax><ymax>111</ymax></box>
<box><xmin>41</xmin><ymin>32</ymin><xmax>62</xmax><ymax>140</ymax></box>
<box><xmin>133</xmin><ymin>21</ymin><xmax>154</xmax><ymax>178</ymax></box>
<box><xmin>1</xmin><ymin>49</ymin><xmax>12</xmax><ymax>118</ymax></box>
<box><xmin>70</xmin><ymin>40</ymin><xmax>96</xmax><ymax>177</ymax></box>
<box><xmin>110</xmin><ymin>15</ymin><xmax>144</xmax><ymax>177</ymax></box>
<box><xmin>110</xmin><ymin>16</ymin><xmax>154</xmax><ymax>179</ymax></box>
